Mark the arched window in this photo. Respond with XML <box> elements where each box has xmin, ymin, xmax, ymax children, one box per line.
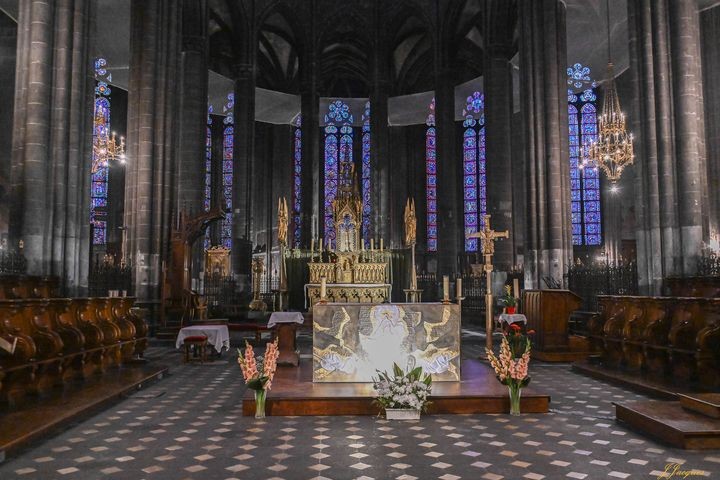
<box><xmin>323</xmin><ymin>100</ymin><xmax>354</xmax><ymax>244</ymax></box>
<box><xmin>426</xmin><ymin>98</ymin><xmax>437</xmax><ymax>252</ymax></box>
<box><xmin>292</xmin><ymin>116</ymin><xmax>302</xmax><ymax>248</ymax></box>
<box><xmin>567</xmin><ymin>63</ymin><xmax>602</xmax><ymax>246</ymax></box>
<box><xmin>462</xmin><ymin>92</ymin><xmax>487</xmax><ymax>252</ymax></box>
<box><xmin>221</xmin><ymin>94</ymin><xmax>234</xmax><ymax>248</ymax></box>
<box><xmin>361</xmin><ymin>101</ymin><xmax>371</xmax><ymax>244</ymax></box>
<box><xmin>91</xmin><ymin>58</ymin><xmax>111</xmax><ymax>245</ymax></box>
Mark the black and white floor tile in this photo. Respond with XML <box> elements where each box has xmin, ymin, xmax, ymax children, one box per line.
<box><xmin>1</xmin><ymin>328</ymin><xmax>718</xmax><ymax>480</ymax></box>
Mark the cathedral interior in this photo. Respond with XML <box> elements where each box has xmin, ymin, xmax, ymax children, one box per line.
<box><xmin>1</xmin><ymin>0</ymin><xmax>720</xmax><ymax>479</ymax></box>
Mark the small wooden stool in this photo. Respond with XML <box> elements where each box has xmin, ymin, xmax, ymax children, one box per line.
<box><xmin>183</xmin><ymin>335</ymin><xmax>208</xmax><ymax>363</ymax></box>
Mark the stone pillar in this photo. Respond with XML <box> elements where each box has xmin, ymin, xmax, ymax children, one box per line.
<box><xmin>628</xmin><ymin>0</ymin><xmax>708</xmax><ymax>293</ymax></box>
<box><xmin>9</xmin><ymin>0</ymin><xmax>95</xmax><ymax>294</ymax></box>
<box><xmin>0</xmin><ymin>13</ymin><xmax>17</xmax><ymax>234</ymax></box>
<box><xmin>124</xmin><ymin>0</ymin><xmax>182</xmax><ymax>301</ymax></box>
<box><xmin>519</xmin><ymin>0</ymin><xmax>572</xmax><ymax>289</ymax></box>
<box><xmin>177</xmin><ymin>0</ymin><xmax>208</xmax><ymax>215</ymax></box>
<box><xmin>484</xmin><ymin>43</ymin><xmax>515</xmax><ymax>270</ymax></box>
<box><xmin>232</xmin><ymin>61</ymin><xmax>256</xmax><ymax>276</ymax></box>
<box><xmin>435</xmin><ymin>68</ymin><xmax>459</xmax><ymax>275</ymax></box>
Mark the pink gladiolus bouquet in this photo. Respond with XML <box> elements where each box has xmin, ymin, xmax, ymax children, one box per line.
<box><xmin>237</xmin><ymin>338</ymin><xmax>280</xmax><ymax>391</ymax></box>
<box><xmin>485</xmin><ymin>326</ymin><xmax>532</xmax><ymax>389</ymax></box>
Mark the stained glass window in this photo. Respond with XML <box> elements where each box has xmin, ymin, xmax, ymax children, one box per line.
<box><xmin>203</xmin><ymin>107</ymin><xmax>213</xmax><ymax>249</ymax></box>
<box><xmin>91</xmin><ymin>58</ymin><xmax>111</xmax><ymax>245</ymax></box>
<box><xmin>323</xmin><ymin>100</ymin><xmax>354</xmax><ymax>244</ymax></box>
<box><xmin>567</xmin><ymin>62</ymin><xmax>601</xmax><ymax>246</ymax></box>
<box><xmin>361</xmin><ymin>102</ymin><xmax>371</xmax><ymax>244</ymax></box>
<box><xmin>462</xmin><ymin>92</ymin><xmax>487</xmax><ymax>252</ymax></box>
<box><xmin>292</xmin><ymin>116</ymin><xmax>302</xmax><ymax>248</ymax></box>
<box><xmin>221</xmin><ymin>94</ymin><xmax>234</xmax><ymax>248</ymax></box>
<box><xmin>426</xmin><ymin>99</ymin><xmax>437</xmax><ymax>252</ymax></box>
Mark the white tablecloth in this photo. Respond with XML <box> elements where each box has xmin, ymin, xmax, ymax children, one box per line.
<box><xmin>498</xmin><ymin>313</ymin><xmax>527</xmax><ymax>325</ymax></box>
<box><xmin>268</xmin><ymin>312</ymin><xmax>304</xmax><ymax>328</ymax></box>
<box><xmin>175</xmin><ymin>325</ymin><xmax>230</xmax><ymax>353</ymax></box>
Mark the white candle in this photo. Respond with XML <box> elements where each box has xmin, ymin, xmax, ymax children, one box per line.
<box><xmin>319</xmin><ymin>237</ymin><xmax>323</xmax><ymax>251</ymax></box>
<box><xmin>380</xmin><ymin>238</ymin><xmax>384</xmax><ymax>251</ymax></box>
<box><xmin>320</xmin><ymin>276</ymin><xmax>327</xmax><ymax>299</ymax></box>
<box><xmin>370</xmin><ymin>238</ymin><xmax>374</xmax><ymax>251</ymax></box>
<box><xmin>310</xmin><ymin>238</ymin><xmax>315</xmax><ymax>257</ymax></box>
<box><xmin>361</xmin><ymin>239</ymin><xmax>365</xmax><ymax>251</ymax></box>
<box><xmin>513</xmin><ymin>278</ymin><xmax>520</xmax><ymax>300</ymax></box>
<box><xmin>456</xmin><ymin>278</ymin><xmax>462</xmax><ymax>299</ymax></box>
<box><xmin>443</xmin><ymin>275</ymin><xmax>450</xmax><ymax>301</ymax></box>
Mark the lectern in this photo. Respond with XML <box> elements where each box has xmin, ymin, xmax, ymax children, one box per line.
<box><xmin>522</xmin><ymin>289</ymin><xmax>589</xmax><ymax>361</ymax></box>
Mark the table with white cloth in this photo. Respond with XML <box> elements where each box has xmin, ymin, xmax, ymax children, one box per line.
<box><xmin>268</xmin><ymin>312</ymin><xmax>304</xmax><ymax>366</ymax></box>
<box><xmin>498</xmin><ymin>313</ymin><xmax>528</xmax><ymax>325</ymax></box>
<box><xmin>175</xmin><ymin>325</ymin><xmax>230</xmax><ymax>353</ymax></box>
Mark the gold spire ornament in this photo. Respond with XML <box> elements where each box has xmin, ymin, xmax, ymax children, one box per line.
<box><xmin>587</xmin><ymin>0</ymin><xmax>634</xmax><ymax>184</ymax></box>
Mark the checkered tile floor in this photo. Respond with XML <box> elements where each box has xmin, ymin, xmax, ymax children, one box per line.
<box><xmin>1</xmin><ymin>327</ymin><xmax>718</xmax><ymax>479</ymax></box>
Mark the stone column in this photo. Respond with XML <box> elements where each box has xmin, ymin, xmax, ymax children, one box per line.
<box><xmin>628</xmin><ymin>0</ymin><xmax>708</xmax><ymax>292</ymax></box>
<box><xmin>519</xmin><ymin>0</ymin><xmax>572</xmax><ymax>289</ymax></box>
<box><xmin>484</xmin><ymin>44</ymin><xmax>515</xmax><ymax>270</ymax></box>
<box><xmin>177</xmin><ymin>0</ymin><xmax>208</xmax><ymax>215</ymax></box>
<box><xmin>435</xmin><ymin>67</ymin><xmax>459</xmax><ymax>275</ymax></box>
<box><xmin>124</xmin><ymin>0</ymin><xmax>182</xmax><ymax>301</ymax></box>
<box><xmin>9</xmin><ymin>0</ymin><xmax>95</xmax><ymax>294</ymax></box>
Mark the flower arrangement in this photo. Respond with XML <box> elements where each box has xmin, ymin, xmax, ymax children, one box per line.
<box><xmin>237</xmin><ymin>339</ymin><xmax>279</xmax><ymax>418</ymax></box>
<box><xmin>373</xmin><ymin>363</ymin><xmax>432</xmax><ymax>419</ymax></box>
<box><xmin>485</xmin><ymin>324</ymin><xmax>533</xmax><ymax>415</ymax></box>
<box><xmin>501</xmin><ymin>285</ymin><xmax>518</xmax><ymax>313</ymax></box>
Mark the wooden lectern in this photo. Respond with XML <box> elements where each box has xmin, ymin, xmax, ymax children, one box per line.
<box><xmin>522</xmin><ymin>289</ymin><xmax>590</xmax><ymax>361</ymax></box>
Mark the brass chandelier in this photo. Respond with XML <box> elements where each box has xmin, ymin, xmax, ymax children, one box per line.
<box><xmin>92</xmin><ymin>106</ymin><xmax>125</xmax><ymax>173</ymax></box>
<box><xmin>587</xmin><ymin>0</ymin><xmax>634</xmax><ymax>184</ymax></box>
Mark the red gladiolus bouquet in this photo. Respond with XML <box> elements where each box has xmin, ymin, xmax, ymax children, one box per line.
<box><xmin>237</xmin><ymin>338</ymin><xmax>279</xmax><ymax>391</ymax></box>
<box><xmin>485</xmin><ymin>323</ymin><xmax>534</xmax><ymax>415</ymax></box>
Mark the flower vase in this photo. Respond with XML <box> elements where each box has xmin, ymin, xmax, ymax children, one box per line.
<box><xmin>508</xmin><ymin>384</ymin><xmax>521</xmax><ymax>416</ymax></box>
<box><xmin>254</xmin><ymin>388</ymin><xmax>267</xmax><ymax>419</ymax></box>
<box><xmin>385</xmin><ymin>408</ymin><xmax>421</xmax><ymax>420</ymax></box>
<box><xmin>506</xmin><ymin>306</ymin><xmax>516</xmax><ymax>315</ymax></box>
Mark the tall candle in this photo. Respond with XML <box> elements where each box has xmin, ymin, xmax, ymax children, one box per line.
<box><xmin>370</xmin><ymin>238</ymin><xmax>374</xmax><ymax>251</ymax></box>
<box><xmin>443</xmin><ymin>275</ymin><xmax>450</xmax><ymax>301</ymax></box>
<box><xmin>361</xmin><ymin>239</ymin><xmax>365</xmax><ymax>251</ymax></box>
<box><xmin>319</xmin><ymin>237</ymin><xmax>323</xmax><ymax>252</ymax></box>
<box><xmin>513</xmin><ymin>278</ymin><xmax>520</xmax><ymax>300</ymax></box>
<box><xmin>320</xmin><ymin>276</ymin><xmax>327</xmax><ymax>299</ymax></box>
<box><xmin>456</xmin><ymin>278</ymin><xmax>462</xmax><ymax>299</ymax></box>
<box><xmin>310</xmin><ymin>238</ymin><xmax>315</xmax><ymax>257</ymax></box>
<box><xmin>380</xmin><ymin>238</ymin><xmax>384</xmax><ymax>251</ymax></box>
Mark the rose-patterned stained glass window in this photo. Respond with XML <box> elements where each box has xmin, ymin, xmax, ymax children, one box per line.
<box><xmin>567</xmin><ymin>64</ymin><xmax>601</xmax><ymax>246</ymax></box>
<box><xmin>323</xmin><ymin>100</ymin><xmax>354</xmax><ymax>244</ymax></box>
<box><xmin>426</xmin><ymin>98</ymin><xmax>437</xmax><ymax>252</ymax></box>
<box><xmin>462</xmin><ymin>92</ymin><xmax>487</xmax><ymax>252</ymax></box>
<box><xmin>292</xmin><ymin>116</ymin><xmax>302</xmax><ymax>248</ymax></box>
<box><xmin>221</xmin><ymin>94</ymin><xmax>234</xmax><ymax>248</ymax></box>
<box><xmin>91</xmin><ymin>58</ymin><xmax>111</xmax><ymax>245</ymax></box>
<box><xmin>361</xmin><ymin>101</ymin><xmax>371</xmax><ymax>245</ymax></box>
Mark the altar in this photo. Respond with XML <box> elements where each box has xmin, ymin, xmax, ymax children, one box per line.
<box><xmin>313</xmin><ymin>303</ymin><xmax>461</xmax><ymax>382</ymax></box>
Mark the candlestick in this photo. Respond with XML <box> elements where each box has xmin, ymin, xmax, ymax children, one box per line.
<box><xmin>320</xmin><ymin>276</ymin><xmax>327</xmax><ymax>302</ymax></box>
<box><xmin>456</xmin><ymin>278</ymin><xmax>462</xmax><ymax>299</ymax></box>
<box><xmin>442</xmin><ymin>275</ymin><xmax>450</xmax><ymax>303</ymax></box>
<box><xmin>513</xmin><ymin>278</ymin><xmax>519</xmax><ymax>300</ymax></box>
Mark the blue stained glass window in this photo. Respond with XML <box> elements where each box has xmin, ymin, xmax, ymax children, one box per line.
<box><xmin>567</xmin><ymin>65</ymin><xmax>602</xmax><ymax>246</ymax></box>
<box><xmin>426</xmin><ymin>99</ymin><xmax>437</xmax><ymax>252</ymax></box>
<box><xmin>323</xmin><ymin>101</ymin><xmax>354</xmax><ymax>245</ymax></box>
<box><xmin>292</xmin><ymin>116</ymin><xmax>302</xmax><ymax>248</ymax></box>
<box><xmin>361</xmin><ymin>102</ymin><xmax>371</xmax><ymax>245</ymax></box>
<box><xmin>462</xmin><ymin>92</ymin><xmax>487</xmax><ymax>252</ymax></box>
<box><xmin>221</xmin><ymin>93</ymin><xmax>234</xmax><ymax>248</ymax></box>
<box><xmin>91</xmin><ymin>59</ymin><xmax>112</xmax><ymax>245</ymax></box>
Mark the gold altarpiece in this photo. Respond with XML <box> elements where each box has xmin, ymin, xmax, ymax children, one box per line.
<box><xmin>306</xmin><ymin>165</ymin><xmax>390</xmax><ymax>306</ymax></box>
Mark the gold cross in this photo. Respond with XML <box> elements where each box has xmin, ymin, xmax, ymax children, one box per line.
<box><xmin>466</xmin><ymin>215</ymin><xmax>508</xmax><ymax>256</ymax></box>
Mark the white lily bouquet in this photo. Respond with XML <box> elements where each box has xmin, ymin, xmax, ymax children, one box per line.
<box><xmin>372</xmin><ymin>363</ymin><xmax>432</xmax><ymax>419</ymax></box>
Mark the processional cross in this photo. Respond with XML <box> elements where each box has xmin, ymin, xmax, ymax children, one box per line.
<box><xmin>466</xmin><ymin>214</ymin><xmax>509</xmax><ymax>351</ymax></box>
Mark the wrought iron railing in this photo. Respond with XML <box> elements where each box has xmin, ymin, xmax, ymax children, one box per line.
<box><xmin>88</xmin><ymin>262</ymin><xmax>132</xmax><ymax>296</ymax></box>
<box><xmin>567</xmin><ymin>261</ymin><xmax>638</xmax><ymax>312</ymax></box>
<box><xmin>0</xmin><ymin>249</ymin><xmax>27</xmax><ymax>275</ymax></box>
<box><xmin>698</xmin><ymin>250</ymin><xmax>720</xmax><ymax>277</ymax></box>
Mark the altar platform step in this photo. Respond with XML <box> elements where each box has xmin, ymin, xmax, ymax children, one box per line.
<box><xmin>615</xmin><ymin>399</ymin><xmax>720</xmax><ymax>449</ymax></box>
<box><xmin>242</xmin><ymin>358</ymin><xmax>550</xmax><ymax>416</ymax></box>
